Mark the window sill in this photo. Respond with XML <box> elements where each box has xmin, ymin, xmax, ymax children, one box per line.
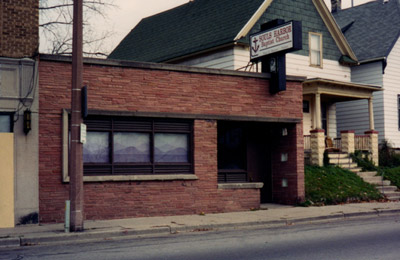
<box><xmin>63</xmin><ymin>174</ymin><xmax>198</xmax><ymax>183</ymax></box>
<box><xmin>217</xmin><ymin>183</ymin><xmax>264</xmax><ymax>189</ymax></box>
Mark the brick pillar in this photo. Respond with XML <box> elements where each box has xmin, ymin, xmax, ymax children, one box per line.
<box><xmin>365</xmin><ymin>130</ymin><xmax>379</xmax><ymax>166</ymax></box>
<box><xmin>310</xmin><ymin>129</ymin><xmax>325</xmax><ymax>166</ymax></box>
<box><xmin>341</xmin><ymin>130</ymin><xmax>355</xmax><ymax>154</ymax></box>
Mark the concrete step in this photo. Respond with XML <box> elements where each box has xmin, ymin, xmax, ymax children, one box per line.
<box><xmin>327</xmin><ymin>153</ymin><xmax>349</xmax><ymax>159</ymax></box>
<box><xmin>329</xmin><ymin>158</ymin><xmax>353</xmax><ymax>164</ymax></box>
<box><xmin>366</xmin><ymin>179</ymin><xmax>391</xmax><ymax>186</ymax></box>
<box><xmin>344</xmin><ymin>167</ymin><xmax>362</xmax><ymax>173</ymax></box>
<box><xmin>377</xmin><ymin>186</ymin><xmax>398</xmax><ymax>193</ymax></box>
<box><xmin>357</xmin><ymin>171</ymin><xmax>378</xmax><ymax>178</ymax></box>
<box><xmin>339</xmin><ymin>163</ymin><xmax>359</xmax><ymax>169</ymax></box>
<box><xmin>361</xmin><ymin>176</ymin><xmax>383</xmax><ymax>183</ymax></box>
<box><xmin>385</xmin><ymin>193</ymin><xmax>400</xmax><ymax>201</ymax></box>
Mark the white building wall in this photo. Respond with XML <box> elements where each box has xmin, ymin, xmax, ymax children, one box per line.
<box><xmin>176</xmin><ymin>48</ymin><xmax>236</xmax><ymax>70</ymax></box>
<box><xmin>382</xmin><ymin>38</ymin><xmax>400</xmax><ymax>147</ymax></box>
<box><xmin>336</xmin><ymin>61</ymin><xmax>384</xmax><ymax>140</ymax></box>
<box><xmin>0</xmin><ymin>57</ymin><xmax>39</xmax><ymax>224</ymax></box>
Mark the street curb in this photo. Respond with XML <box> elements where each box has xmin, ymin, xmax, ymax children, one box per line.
<box><xmin>0</xmin><ymin>237</ymin><xmax>20</xmax><ymax>248</ymax></box>
<box><xmin>1</xmin><ymin>208</ymin><xmax>400</xmax><ymax>247</ymax></box>
<box><xmin>19</xmin><ymin>227</ymin><xmax>171</xmax><ymax>246</ymax></box>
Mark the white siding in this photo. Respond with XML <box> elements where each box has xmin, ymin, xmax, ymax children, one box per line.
<box><xmin>382</xmin><ymin>38</ymin><xmax>400</xmax><ymax>147</ymax></box>
<box><xmin>176</xmin><ymin>48</ymin><xmax>236</xmax><ymax>70</ymax></box>
<box><xmin>233</xmin><ymin>47</ymin><xmax>352</xmax><ymax>81</ymax></box>
<box><xmin>328</xmin><ymin>103</ymin><xmax>337</xmax><ymax>138</ymax></box>
<box><xmin>286</xmin><ymin>53</ymin><xmax>351</xmax><ymax>82</ymax></box>
<box><xmin>336</xmin><ymin>61</ymin><xmax>384</xmax><ymax>140</ymax></box>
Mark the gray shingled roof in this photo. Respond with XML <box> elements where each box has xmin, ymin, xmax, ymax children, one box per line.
<box><xmin>108</xmin><ymin>0</ymin><xmax>265</xmax><ymax>62</ymax></box>
<box><xmin>333</xmin><ymin>0</ymin><xmax>400</xmax><ymax>62</ymax></box>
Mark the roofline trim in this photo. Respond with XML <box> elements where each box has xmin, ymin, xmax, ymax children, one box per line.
<box><xmin>39</xmin><ymin>54</ymin><xmax>305</xmax><ymax>82</ymax></box>
<box><xmin>312</xmin><ymin>0</ymin><xmax>358</xmax><ymax>61</ymax></box>
<box><xmin>303</xmin><ymin>78</ymin><xmax>382</xmax><ymax>91</ymax></box>
<box><xmin>359</xmin><ymin>57</ymin><xmax>386</xmax><ymax>65</ymax></box>
<box><xmin>385</xmin><ymin>31</ymin><xmax>400</xmax><ymax>58</ymax></box>
<box><xmin>234</xmin><ymin>0</ymin><xmax>273</xmax><ymax>41</ymax></box>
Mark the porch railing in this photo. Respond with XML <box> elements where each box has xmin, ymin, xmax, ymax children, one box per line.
<box><xmin>333</xmin><ymin>138</ymin><xmax>341</xmax><ymax>150</ymax></box>
<box><xmin>304</xmin><ymin>134</ymin><xmax>371</xmax><ymax>152</ymax></box>
<box><xmin>355</xmin><ymin>135</ymin><xmax>370</xmax><ymax>151</ymax></box>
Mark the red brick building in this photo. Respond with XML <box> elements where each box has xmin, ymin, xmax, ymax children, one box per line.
<box><xmin>0</xmin><ymin>0</ymin><xmax>38</xmax><ymax>58</ymax></box>
<box><xmin>39</xmin><ymin>55</ymin><xmax>304</xmax><ymax>223</ymax></box>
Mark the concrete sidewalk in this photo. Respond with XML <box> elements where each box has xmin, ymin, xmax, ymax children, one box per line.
<box><xmin>1</xmin><ymin>202</ymin><xmax>400</xmax><ymax>248</ymax></box>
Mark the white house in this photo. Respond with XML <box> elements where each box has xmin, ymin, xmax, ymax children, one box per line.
<box><xmin>334</xmin><ymin>0</ymin><xmax>400</xmax><ymax>147</ymax></box>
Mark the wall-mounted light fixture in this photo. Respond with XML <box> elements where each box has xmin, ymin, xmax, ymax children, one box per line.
<box><xmin>23</xmin><ymin>109</ymin><xmax>31</xmax><ymax>135</ymax></box>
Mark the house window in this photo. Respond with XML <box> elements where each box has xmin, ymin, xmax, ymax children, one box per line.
<box><xmin>81</xmin><ymin>116</ymin><xmax>193</xmax><ymax>176</ymax></box>
<box><xmin>309</xmin><ymin>32</ymin><xmax>322</xmax><ymax>67</ymax></box>
<box><xmin>0</xmin><ymin>113</ymin><xmax>13</xmax><ymax>133</ymax></box>
<box><xmin>303</xmin><ymin>100</ymin><xmax>310</xmax><ymax>113</ymax></box>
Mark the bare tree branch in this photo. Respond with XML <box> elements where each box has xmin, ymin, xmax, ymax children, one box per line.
<box><xmin>39</xmin><ymin>0</ymin><xmax>117</xmax><ymax>57</ymax></box>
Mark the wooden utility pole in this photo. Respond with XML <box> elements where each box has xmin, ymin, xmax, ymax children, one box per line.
<box><xmin>70</xmin><ymin>0</ymin><xmax>84</xmax><ymax>232</ymax></box>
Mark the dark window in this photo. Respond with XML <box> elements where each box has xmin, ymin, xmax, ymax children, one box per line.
<box><xmin>303</xmin><ymin>100</ymin><xmax>310</xmax><ymax>113</ymax></box>
<box><xmin>217</xmin><ymin>123</ymin><xmax>247</xmax><ymax>183</ymax></box>
<box><xmin>81</xmin><ymin>116</ymin><xmax>193</xmax><ymax>176</ymax></box>
<box><xmin>0</xmin><ymin>113</ymin><xmax>13</xmax><ymax>133</ymax></box>
<box><xmin>321</xmin><ymin>103</ymin><xmax>327</xmax><ymax>134</ymax></box>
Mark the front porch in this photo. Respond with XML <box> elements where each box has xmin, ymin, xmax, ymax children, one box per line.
<box><xmin>302</xmin><ymin>78</ymin><xmax>382</xmax><ymax>166</ymax></box>
<box><xmin>304</xmin><ymin>130</ymin><xmax>379</xmax><ymax>166</ymax></box>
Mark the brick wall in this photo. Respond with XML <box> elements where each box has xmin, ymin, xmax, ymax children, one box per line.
<box><xmin>38</xmin><ymin>57</ymin><xmax>304</xmax><ymax>223</ymax></box>
<box><xmin>0</xmin><ymin>0</ymin><xmax>38</xmax><ymax>58</ymax></box>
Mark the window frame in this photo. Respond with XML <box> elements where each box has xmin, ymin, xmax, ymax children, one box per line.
<box><xmin>62</xmin><ymin>110</ymin><xmax>197</xmax><ymax>182</ymax></box>
<box><xmin>0</xmin><ymin>112</ymin><xmax>14</xmax><ymax>133</ymax></box>
<box><xmin>309</xmin><ymin>32</ymin><xmax>323</xmax><ymax>68</ymax></box>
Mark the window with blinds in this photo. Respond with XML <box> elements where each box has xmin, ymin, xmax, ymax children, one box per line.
<box><xmin>80</xmin><ymin>116</ymin><xmax>193</xmax><ymax>176</ymax></box>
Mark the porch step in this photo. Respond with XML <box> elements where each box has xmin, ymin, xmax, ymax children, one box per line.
<box><xmin>384</xmin><ymin>193</ymin><xmax>400</xmax><ymax>200</ymax></box>
<box><xmin>336</xmin><ymin>162</ymin><xmax>359</xmax><ymax>169</ymax></box>
<box><xmin>327</xmin><ymin>152</ymin><xmax>400</xmax><ymax>201</ymax></box>
<box><xmin>377</xmin><ymin>185</ymin><xmax>398</xmax><ymax>193</ymax></box>
<box><xmin>328</xmin><ymin>158</ymin><xmax>353</xmax><ymax>164</ymax></box>
<box><xmin>356</xmin><ymin>171</ymin><xmax>379</xmax><ymax>178</ymax></box>
<box><xmin>356</xmin><ymin>171</ymin><xmax>400</xmax><ymax>201</ymax></box>
<box><xmin>327</xmin><ymin>153</ymin><xmax>349</xmax><ymax>159</ymax></box>
<box><xmin>362</xmin><ymin>178</ymin><xmax>391</xmax><ymax>186</ymax></box>
<box><xmin>345</xmin><ymin>167</ymin><xmax>362</xmax><ymax>173</ymax></box>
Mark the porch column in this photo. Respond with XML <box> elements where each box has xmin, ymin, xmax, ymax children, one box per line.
<box><xmin>341</xmin><ymin>130</ymin><xmax>355</xmax><ymax>154</ymax></box>
<box><xmin>368</xmin><ymin>98</ymin><xmax>375</xmax><ymax>130</ymax></box>
<box><xmin>314</xmin><ymin>93</ymin><xmax>322</xmax><ymax>130</ymax></box>
<box><xmin>365</xmin><ymin>130</ymin><xmax>379</xmax><ymax>166</ymax></box>
<box><xmin>310</xmin><ymin>129</ymin><xmax>325</xmax><ymax>166</ymax></box>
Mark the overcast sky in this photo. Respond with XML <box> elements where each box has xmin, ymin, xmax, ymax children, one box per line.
<box><xmin>100</xmin><ymin>0</ymin><xmax>374</xmax><ymax>53</ymax></box>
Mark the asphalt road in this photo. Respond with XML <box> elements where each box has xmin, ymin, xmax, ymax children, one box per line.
<box><xmin>2</xmin><ymin>215</ymin><xmax>400</xmax><ymax>260</ymax></box>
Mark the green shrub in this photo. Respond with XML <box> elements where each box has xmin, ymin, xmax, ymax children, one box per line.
<box><xmin>380</xmin><ymin>167</ymin><xmax>400</xmax><ymax>188</ymax></box>
<box><xmin>379</xmin><ymin>140</ymin><xmax>400</xmax><ymax>167</ymax></box>
<box><xmin>304</xmin><ymin>165</ymin><xmax>382</xmax><ymax>206</ymax></box>
<box><xmin>350</xmin><ymin>151</ymin><xmax>377</xmax><ymax>171</ymax></box>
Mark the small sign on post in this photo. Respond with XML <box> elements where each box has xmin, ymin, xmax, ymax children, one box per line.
<box><xmin>80</xmin><ymin>123</ymin><xmax>86</xmax><ymax>144</ymax></box>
